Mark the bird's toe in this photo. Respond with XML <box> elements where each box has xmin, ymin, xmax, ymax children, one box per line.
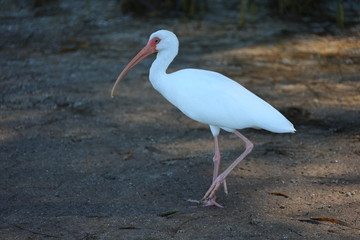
<box><xmin>200</xmin><ymin>196</ymin><xmax>224</xmax><ymax>208</ymax></box>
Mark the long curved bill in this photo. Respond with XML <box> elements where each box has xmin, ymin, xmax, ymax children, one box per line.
<box><xmin>111</xmin><ymin>44</ymin><xmax>156</xmax><ymax>97</ymax></box>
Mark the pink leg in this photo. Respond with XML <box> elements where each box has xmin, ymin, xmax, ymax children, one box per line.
<box><xmin>201</xmin><ymin>130</ymin><xmax>253</xmax><ymax>207</ymax></box>
<box><xmin>212</xmin><ymin>136</ymin><xmax>228</xmax><ymax>194</ymax></box>
<box><xmin>188</xmin><ymin>135</ymin><xmax>227</xmax><ymax>207</ymax></box>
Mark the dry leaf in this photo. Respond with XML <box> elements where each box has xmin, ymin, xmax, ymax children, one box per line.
<box><xmin>310</xmin><ymin>217</ymin><xmax>350</xmax><ymax>227</ymax></box>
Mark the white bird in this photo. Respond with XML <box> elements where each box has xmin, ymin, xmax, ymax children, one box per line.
<box><xmin>111</xmin><ymin>30</ymin><xmax>295</xmax><ymax>207</ymax></box>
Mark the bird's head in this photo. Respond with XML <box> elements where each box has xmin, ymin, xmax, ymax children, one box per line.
<box><xmin>111</xmin><ymin>30</ymin><xmax>178</xmax><ymax>97</ymax></box>
<box><xmin>148</xmin><ymin>30</ymin><xmax>179</xmax><ymax>52</ymax></box>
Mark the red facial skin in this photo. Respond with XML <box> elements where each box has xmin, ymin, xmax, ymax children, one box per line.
<box><xmin>148</xmin><ymin>37</ymin><xmax>161</xmax><ymax>50</ymax></box>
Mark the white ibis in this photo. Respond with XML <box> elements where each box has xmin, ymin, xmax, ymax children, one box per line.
<box><xmin>111</xmin><ymin>30</ymin><xmax>295</xmax><ymax>207</ymax></box>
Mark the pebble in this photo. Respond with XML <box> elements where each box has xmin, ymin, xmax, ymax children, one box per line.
<box><xmin>250</xmin><ymin>218</ymin><xmax>261</xmax><ymax>225</ymax></box>
<box><xmin>344</xmin><ymin>58</ymin><xmax>353</xmax><ymax>64</ymax></box>
<box><xmin>345</xmin><ymin>191</ymin><xmax>356</xmax><ymax>197</ymax></box>
<box><xmin>290</xmin><ymin>179</ymin><xmax>297</xmax><ymax>183</ymax></box>
<box><xmin>225</xmin><ymin>225</ymin><xmax>233</xmax><ymax>231</ymax></box>
<box><xmin>331</xmin><ymin>179</ymin><xmax>339</xmax><ymax>184</ymax></box>
<box><xmin>281</xmin><ymin>58</ymin><xmax>291</xmax><ymax>65</ymax></box>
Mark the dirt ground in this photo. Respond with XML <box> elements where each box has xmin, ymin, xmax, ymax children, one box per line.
<box><xmin>1</xmin><ymin>1</ymin><xmax>360</xmax><ymax>239</ymax></box>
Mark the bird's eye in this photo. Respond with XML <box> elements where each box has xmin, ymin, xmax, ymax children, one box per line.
<box><xmin>154</xmin><ymin>38</ymin><xmax>160</xmax><ymax>43</ymax></box>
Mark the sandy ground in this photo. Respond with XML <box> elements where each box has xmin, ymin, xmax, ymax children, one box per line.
<box><xmin>1</xmin><ymin>1</ymin><xmax>360</xmax><ymax>239</ymax></box>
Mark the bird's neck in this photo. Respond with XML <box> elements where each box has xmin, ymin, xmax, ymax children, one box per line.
<box><xmin>149</xmin><ymin>49</ymin><xmax>177</xmax><ymax>81</ymax></box>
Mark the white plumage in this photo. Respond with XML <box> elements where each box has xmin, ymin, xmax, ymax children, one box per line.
<box><xmin>111</xmin><ymin>30</ymin><xmax>295</xmax><ymax>207</ymax></box>
<box><xmin>154</xmin><ymin>68</ymin><xmax>295</xmax><ymax>134</ymax></box>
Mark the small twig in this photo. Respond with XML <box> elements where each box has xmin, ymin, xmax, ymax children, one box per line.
<box><xmin>10</xmin><ymin>223</ymin><xmax>59</xmax><ymax>238</ymax></box>
<box><xmin>288</xmin><ymin>227</ymin><xmax>304</xmax><ymax>237</ymax></box>
<box><xmin>119</xmin><ymin>226</ymin><xmax>141</xmax><ymax>230</ymax></box>
<box><xmin>159</xmin><ymin>154</ymin><xmax>208</xmax><ymax>163</ymax></box>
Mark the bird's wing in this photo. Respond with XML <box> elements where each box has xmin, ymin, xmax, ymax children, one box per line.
<box><xmin>160</xmin><ymin>69</ymin><xmax>295</xmax><ymax>133</ymax></box>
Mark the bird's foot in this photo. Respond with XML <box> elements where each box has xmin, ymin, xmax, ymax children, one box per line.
<box><xmin>187</xmin><ymin>196</ymin><xmax>223</xmax><ymax>208</ymax></box>
<box><xmin>187</xmin><ymin>174</ymin><xmax>226</xmax><ymax>208</ymax></box>
<box><xmin>200</xmin><ymin>196</ymin><xmax>224</xmax><ymax>208</ymax></box>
